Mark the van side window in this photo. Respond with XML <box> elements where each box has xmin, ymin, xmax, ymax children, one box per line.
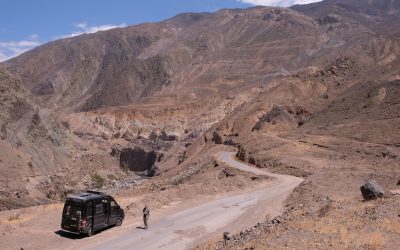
<box><xmin>86</xmin><ymin>201</ymin><xmax>93</xmax><ymax>216</ymax></box>
<box><xmin>96</xmin><ymin>204</ymin><xmax>103</xmax><ymax>214</ymax></box>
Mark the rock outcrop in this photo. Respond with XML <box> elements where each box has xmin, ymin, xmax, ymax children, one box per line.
<box><xmin>113</xmin><ymin>147</ymin><xmax>164</xmax><ymax>173</ymax></box>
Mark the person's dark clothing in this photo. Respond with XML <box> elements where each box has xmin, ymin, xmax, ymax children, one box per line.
<box><xmin>143</xmin><ymin>207</ymin><xmax>150</xmax><ymax>229</ymax></box>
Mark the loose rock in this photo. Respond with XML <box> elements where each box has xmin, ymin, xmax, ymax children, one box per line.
<box><xmin>223</xmin><ymin>231</ymin><xmax>232</xmax><ymax>242</ymax></box>
<box><xmin>360</xmin><ymin>180</ymin><xmax>384</xmax><ymax>200</ymax></box>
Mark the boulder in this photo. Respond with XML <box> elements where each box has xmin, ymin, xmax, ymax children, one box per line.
<box><xmin>159</xmin><ymin>127</ymin><xmax>180</xmax><ymax>141</ymax></box>
<box><xmin>360</xmin><ymin>180</ymin><xmax>384</xmax><ymax>200</ymax></box>
<box><xmin>212</xmin><ymin>161</ymin><xmax>219</xmax><ymax>168</ymax></box>
<box><xmin>220</xmin><ymin>168</ymin><xmax>236</xmax><ymax>178</ymax></box>
<box><xmin>223</xmin><ymin>232</ymin><xmax>232</xmax><ymax>241</ymax></box>
<box><xmin>397</xmin><ymin>179</ymin><xmax>400</xmax><ymax>186</ymax></box>
<box><xmin>212</xmin><ymin>131</ymin><xmax>224</xmax><ymax>144</ymax></box>
<box><xmin>148</xmin><ymin>165</ymin><xmax>160</xmax><ymax>177</ymax></box>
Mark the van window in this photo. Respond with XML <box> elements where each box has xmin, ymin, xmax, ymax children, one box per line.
<box><xmin>63</xmin><ymin>202</ymin><xmax>83</xmax><ymax>219</ymax></box>
<box><xmin>86</xmin><ymin>201</ymin><xmax>93</xmax><ymax>216</ymax></box>
<box><xmin>95</xmin><ymin>204</ymin><xmax>103</xmax><ymax>214</ymax></box>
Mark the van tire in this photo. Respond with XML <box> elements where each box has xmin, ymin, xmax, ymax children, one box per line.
<box><xmin>116</xmin><ymin>218</ymin><xmax>122</xmax><ymax>226</ymax></box>
<box><xmin>87</xmin><ymin>226</ymin><xmax>93</xmax><ymax>237</ymax></box>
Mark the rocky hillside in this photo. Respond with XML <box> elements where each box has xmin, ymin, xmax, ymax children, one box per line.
<box><xmin>7</xmin><ymin>1</ymin><xmax>399</xmax><ymax>113</ymax></box>
<box><xmin>0</xmin><ymin>67</ymin><xmax>133</xmax><ymax>210</ymax></box>
<box><xmin>0</xmin><ymin>67</ymin><xmax>71</xmax><ymax>209</ymax></box>
<box><xmin>3</xmin><ymin>0</ymin><xmax>399</xmax><ymax>144</ymax></box>
<box><xmin>3</xmin><ymin>7</ymin><xmax>319</xmax><ymax>112</ymax></box>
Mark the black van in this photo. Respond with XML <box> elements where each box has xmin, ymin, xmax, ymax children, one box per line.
<box><xmin>61</xmin><ymin>190</ymin><xmax>125</xmax><ymax>236</ymax></box>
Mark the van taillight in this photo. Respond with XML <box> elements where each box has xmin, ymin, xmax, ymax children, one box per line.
<box><xmin>80</xmin><ymin>219</ymin><xmax>87</xmax><ymax>228</ymax></box>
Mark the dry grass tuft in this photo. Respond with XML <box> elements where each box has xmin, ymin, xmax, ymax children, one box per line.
<box><xmin>369</xmin><ymin>232</ymin><xmax>386</xmax><ymax>250</ymax></box>
<box><xmin>8</xmin><ymin>213</ymin><xmax>20</xmax><ymax>221</ymax></box>
<box><xmin>381</xmin><ymin>219</ymin><xmax>400</xmax><ymax>234</ymax></box>
<box><xmin>339</xmin><ymin>226</ymin><xmax>386</xmax><ymax>249</ymax></box>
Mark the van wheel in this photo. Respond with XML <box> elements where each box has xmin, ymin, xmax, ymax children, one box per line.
<box><xmin>116</xmin><ymin>218</ymin><xmax>122</xmax><ymax>226</ymax></box>
<box><xmin>87</xmin><ymin>226</ymin><xmax>93</xmax><ymax>237</ymax></box>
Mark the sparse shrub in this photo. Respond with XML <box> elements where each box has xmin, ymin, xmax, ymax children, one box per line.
<box><xmin>8</xmin><ymin>213</ymin><xmax>20</xmax><ymax>221</ymax></box>
<box><xmin>91</xmin><ymin>173</ymin><xmax>106</xmax><ymax>188</ymax></box>
<box><xmin>107</xmin><ymin>174</ymin><xmax>116</xmax><ymax>180</ymax></box>
<box><xmin>120</xmin><ymin>163</ymin><xmax>130</xmax><ymax>173</ymax></box>
<box><xmin>61</xmin><ymin>121</ymin><xmax>70</xmax><ymax>129</ymax></box>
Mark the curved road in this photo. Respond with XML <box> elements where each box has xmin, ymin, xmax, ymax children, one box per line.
<box><xmin>80</xmin><ymin>152</ymin><xmax>303</xmax><ymax>250</ymax></box>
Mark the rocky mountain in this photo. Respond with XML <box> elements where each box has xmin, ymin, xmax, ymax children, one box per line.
<box><xmin>0</xmin><ymin>67</ymin><xmax>71</xmax><ymax>208</ymax></box>
<box><xmin>0</xmin><ymin>0</ymin><xmax>399</xmax><ymax>214</ymax></box>
<box><xmin>3</xmin><ymin>7</ymin><xmax>317</xmax><ymax>112</ymax></box>
<box><xmin>0</xmin><ymin>67</ymin><xmax>131</xmax><ymax>210</ymax></box>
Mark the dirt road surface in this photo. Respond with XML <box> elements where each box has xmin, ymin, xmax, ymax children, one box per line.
<box><xmin>74</xmin><ymin>152</ymin><xmax>303</xmax><ymax>250</ymax></box>
<box><xmin>0</xmin><ymin>151</ymin><xmax>302</xmax><ymax>250</ymax></box>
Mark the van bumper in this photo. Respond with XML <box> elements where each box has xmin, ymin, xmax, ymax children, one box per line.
<box><xmin>61</xmin><ymin>224</ymin><xmax>87</xmax><ymax>234</ymax></box>
<box><xmin>61</xmin><ymin>229</ymin><xmax>80</xmax><ymax>235</ymax></box>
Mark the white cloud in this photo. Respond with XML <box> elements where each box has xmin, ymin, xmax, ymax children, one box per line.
<box><xmin>0</xmin><ymin>51</ymin><xmax>9</xmax><ymax>62</ymax></box>
<box><xmin>0</xmin><ymin>22</ymin><xmax>127</xmax><ymax>62</ymax></box>
<box><xmin>57</xmin><ymin>22</ymin><xmax>127</xmax><ymax>39</ymax></box>
<box><xmin>238</xmin><ymin>0</ymin><xmax>322</xmax><ymax>7</ymax></box>
<box><xmin>0</xmin><ymin>35</ymin><xmax>41</xmax><ymax>62</ymax></box>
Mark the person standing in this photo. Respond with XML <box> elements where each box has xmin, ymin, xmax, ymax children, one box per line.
<box><xmin>143</xmin><ymin>205</ymin><xmax>150</xmax><ymax>229</ymax></box>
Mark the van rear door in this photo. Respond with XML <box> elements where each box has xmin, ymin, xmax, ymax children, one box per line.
<box><xmin>85</xmin><ymin>201</ymin><xmax>94</xmax><ymax>227</ymax></box>
<box><xmin>62</xmin><ymin>201</ymin><xmax>84</xmax><ymax>232</ymax></box>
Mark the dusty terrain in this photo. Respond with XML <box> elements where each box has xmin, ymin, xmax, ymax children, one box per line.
<box><xmin>0</xmin><ymin>149</ymin><xmax>288</xmax><ymax>250</ymax></box>
<box><xmin>1</xmin><ymin>0</ymin><xmax>400</xmax><ymax>210</ymax></box>
<box><xmin>0</xmin><ymin>0</ymin><xmax>400</xmax><ymax>249</ymax></box>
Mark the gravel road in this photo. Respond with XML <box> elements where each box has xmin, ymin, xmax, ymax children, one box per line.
<box><xmin>78</xmin><ymin>152</ymin><xmax>303</xmax><ymax>250</ymax></box>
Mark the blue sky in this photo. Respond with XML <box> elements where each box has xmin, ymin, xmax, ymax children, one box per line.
<box><xmin>0</xmin><ymin>0</ymin><xmax>321</xmax><ymax>61</ymax></box>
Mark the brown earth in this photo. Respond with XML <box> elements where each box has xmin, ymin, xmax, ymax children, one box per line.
<box><xmin>0</xmin><ymin>145</ymin><xmax>270</xmax><ymax>250</ymax></box>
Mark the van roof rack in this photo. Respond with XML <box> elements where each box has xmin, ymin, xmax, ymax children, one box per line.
<box><xmin>86</xmin><ymin>190</ymin><xmax>104</xmax><ymax>195</ymax></box>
